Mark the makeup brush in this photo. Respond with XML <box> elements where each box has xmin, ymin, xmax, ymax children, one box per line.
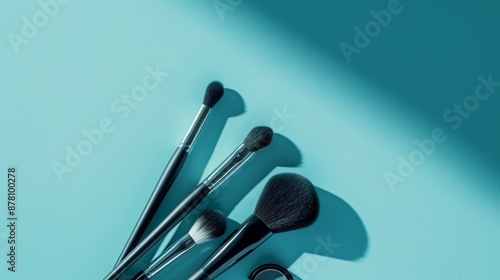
<box><xmin>132</xmin><ymin>210</ymin><xmax>226</xmax><ymax>280</ymax></box>
<box><xmin>115</xmin><ymin>81</ymin><xmax>224</xmax><ymax>265</ymax></box>
<box><xmin>187</xmin><ymin>173</ymin><xmax>319</xmax><ymax>280</ymax></box>
<box><xmin>104</xmin><ymin>126</ymin><xmax>273</xmax><ymax>280</ymax></box>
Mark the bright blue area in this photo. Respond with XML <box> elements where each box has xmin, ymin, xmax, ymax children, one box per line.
<box><xmin>1</xmin><ymin>0</ymin><xmax>499</xmax><ymax>279</ymax></box>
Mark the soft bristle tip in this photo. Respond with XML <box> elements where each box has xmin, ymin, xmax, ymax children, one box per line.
<box><xmin>243</xmin><ymin>126</ymin><xmax>273</xmax><ymax>152</ymax></box>
<box><xmin>254</xmin><ymin>173</ymin><xmax>319</xmax><ymax>233</ymax></box>
<box><xmin>203</xmin><ymin>81</ymin><xmax>224</xmax><ymax>108</ymax></box>
<box><xmin>189</xmin><ymin>210</ymin><xmax>227</xmax><ymax>244</ymax></box>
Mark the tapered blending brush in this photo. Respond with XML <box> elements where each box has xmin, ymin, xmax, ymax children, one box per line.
<box><xmin>115</xmin><ymin>81</ymin><xmax>224</xmax><ymax>265</ymax></box>
<box><xmin>104</xmin><ymin>126</ymin><xmax>273</xmax><ymax>280</ymax></box>
<box><xmin>187</xmin><ymin>173</ymin><xmax>319</xmax><ymax>280</ymax></box>
<box><xmin>132</xmin><ymin>210</ymin><xmax>226</xmax><ymax>280</ymax></box>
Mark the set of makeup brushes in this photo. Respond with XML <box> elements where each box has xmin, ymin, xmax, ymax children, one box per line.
<box><xmin>104</xmin><ymin>82</ymin><xmax>320</xmax><ymax>280</ymax></box>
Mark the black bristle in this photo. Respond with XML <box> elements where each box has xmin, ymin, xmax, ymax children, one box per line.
<box><xmin>200</xmin><ymin>209</ymin><xmax>227</xmax><ymax>238</ymax></box>
<box><xmin>203</xmin><ymin>81</ymin><xmax>224</xmax><ymax>108</ymax></box>
<box><xmin>254</xmin><ymin>173</ymin><xmax>319</xmax><ymax>233</ymax></box>
<box><xmin>243</xmin><ymin>126</ymin><xmax>273</xmax><ymax>152</ymax></box>
<box><xmin>190</xmin><ymin>210</ymin><xmax>226</xmax><ymax>243</ymax></box>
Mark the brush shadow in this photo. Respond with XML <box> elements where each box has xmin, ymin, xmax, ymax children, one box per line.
<box><xmin>119</xmin><ymin>88</ymin><xmax>245</xmax><ymax>279</ymax></box>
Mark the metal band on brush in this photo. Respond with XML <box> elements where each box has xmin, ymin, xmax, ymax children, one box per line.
<box><xmin>179</xmin><ymin>105</ymin><xmax>211</xmax><ymax>152</ymax></box>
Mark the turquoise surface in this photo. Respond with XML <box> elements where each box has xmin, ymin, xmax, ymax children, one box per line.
<box><xmin>1</xmin><ymin>0</ymin><xmax>500</xmax><ymax>279</ymax></box>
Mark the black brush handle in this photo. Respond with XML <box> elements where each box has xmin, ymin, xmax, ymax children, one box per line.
<box><xmin>188</xmin><ymin>269</ymin><xmax>211</xmax><ymax>280</ymax></box>
<box><xmin>104</xmin><ymin>183</ymin><xmax>211</xmax><ymax>280</ymax></box>
<box><xmin>115</xmin><ymin>147</ymin><xmax>189</xmax><ymax>265</ymax></box>
<box><xmin>132</xmin><ymin>270</ymin><xmax>149</xmax><ymax>280</ymax></box>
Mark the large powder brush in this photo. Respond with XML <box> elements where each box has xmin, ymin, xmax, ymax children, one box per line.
<box><xmin>188</xmin><ymin>173</ymin><xmax>320</xmax><ymax>280</ymax></box>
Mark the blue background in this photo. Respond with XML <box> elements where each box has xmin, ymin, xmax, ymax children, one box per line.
<box><xmin>1</xmin><ymin>0</ymin><xmax>500</xmax><ymax>279</ymax></box>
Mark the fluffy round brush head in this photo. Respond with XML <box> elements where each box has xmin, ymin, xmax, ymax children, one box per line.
<box><xmin>189</xmin><ymin>210</ymin><xmax>226</xmax><ymax>244</ymax></box>
<box><xmin>243</xmin><ymin>126</ymin><xmax>273</xmax><ymax>152</ymax></box>
<box><xmin>203</xmin><ymin>81</ymin><xmax>224</xmax><ymax>108</ymax></box>
<box><xmin>254</xmin><ymin>173</ymin><xmax>319</xmax><ymax>233</ymax></box>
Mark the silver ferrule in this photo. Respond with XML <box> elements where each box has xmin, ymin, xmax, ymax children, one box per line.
<box><xmin>179</xmin><ymin>105</ymin><xmax>211</xmax><ymax>152</ymax></box>
<box><xmin>145</xmin><ymin>233</ymin><xmax>196</xmax><ymax>278</ymax></box>
<box><xmin>202</xmin><ymin>144</ymin><xmax>254</xmax><ymax>190</ymax></box>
